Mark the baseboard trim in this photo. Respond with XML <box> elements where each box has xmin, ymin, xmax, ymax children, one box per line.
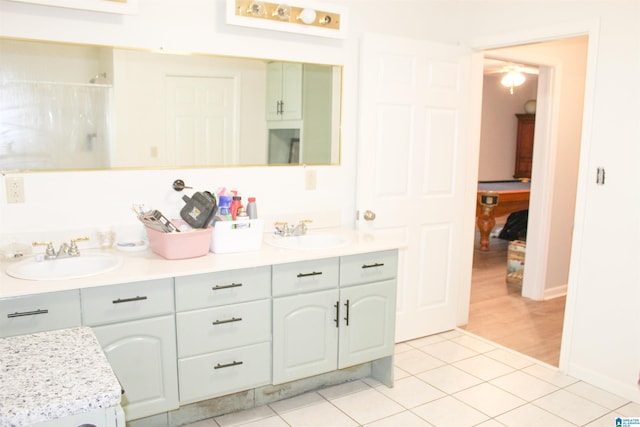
<box><xmin>544</xmin><ymin>284</ymin><xmax>567</xmax><ymax>300</ymax></box>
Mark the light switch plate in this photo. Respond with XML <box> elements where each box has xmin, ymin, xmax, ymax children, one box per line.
<box><xmin>305</xmin><ymin>169</ymin><xmax>317</xmax><ymax>191</ymax></box>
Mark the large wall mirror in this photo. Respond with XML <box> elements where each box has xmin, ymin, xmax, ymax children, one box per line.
<box><xmin>0</xmin><ymin>38</ymin><xmax>342</xmax><ymax>172</ymax></box>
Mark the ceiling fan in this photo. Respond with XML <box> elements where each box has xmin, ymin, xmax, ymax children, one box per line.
<box><xmin>484</xmin><ymin>59</ymin><xmax>539</xmax><ymax>94</ymax></box>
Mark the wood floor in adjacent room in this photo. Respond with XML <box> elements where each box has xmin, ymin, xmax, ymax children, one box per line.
<box><xmin>460</xmin><ymin>226</ymin><xmax>566</xmax><ymax>366</ymax></box>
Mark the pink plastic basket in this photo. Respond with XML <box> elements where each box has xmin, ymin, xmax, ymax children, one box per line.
<box><xmin>146</xmin><ymin>225</ymin><xmax>212</xmax><ymax>260</ymax></box>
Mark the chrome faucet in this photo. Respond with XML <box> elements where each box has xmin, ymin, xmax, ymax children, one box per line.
<box><xmin>33</xmin><ymin>236</ymin><xmax>89</xmax><ymax>259</ymax></box>
<box><xmin>274</xmin><ymin>220</ymin><xmax>312</xmax><ymax>237</ymax></box>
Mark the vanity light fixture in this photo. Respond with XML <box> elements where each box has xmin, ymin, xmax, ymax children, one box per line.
<box><xmin>226</xmin><ymin>0</ymin><xmax>347</xmax><ymax>38</ymax></box>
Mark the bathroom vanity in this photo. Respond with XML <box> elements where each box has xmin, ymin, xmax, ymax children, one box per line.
<box><xmin>0</xmin><ymin>229</ymin><xmax>402</xmax><ymax>426</ymax></box>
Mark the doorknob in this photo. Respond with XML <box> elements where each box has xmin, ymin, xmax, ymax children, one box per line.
<box><xmin>363</xmin><ymin>210</ymin><xmax>376</xmax><ymax>221</ymax></box>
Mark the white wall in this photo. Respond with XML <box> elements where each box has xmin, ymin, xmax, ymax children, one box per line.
<box><xmin>478</xmin><ymin>72</ymin><xmax>538</xmax><ymax>181</ymax></box>
<box><xmin>0</xmin><ymin>0</ymin><xmax>638</xmax><ymax>404</ymax></box>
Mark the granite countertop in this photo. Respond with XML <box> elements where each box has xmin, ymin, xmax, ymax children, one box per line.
<box><xmin>0</xmin><ymin>327</ymin><xmax>122</xmax><ymax>427</ymax></box>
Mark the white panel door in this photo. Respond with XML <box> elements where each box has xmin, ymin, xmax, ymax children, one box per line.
<box><xmin>357</xmin><ymin>33</ymin><xmax>476</xmax><ymax>342</ymax></box>
<box><xmin>166</xmin><ymin>76</ymin><xmax>237</xmax><ymax>166</ymax></box>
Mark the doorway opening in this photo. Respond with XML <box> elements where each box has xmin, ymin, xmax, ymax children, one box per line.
<box><xmin>461</xmin><ymin>36</ymin><xmax>589</xmax><ymax>366</ymax></box>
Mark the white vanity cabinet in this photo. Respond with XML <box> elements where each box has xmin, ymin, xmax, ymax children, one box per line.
<box><xmin>0</xmin><ymin>290</ymin><xmax>81</xmax><ymax>338</ymax></box>
<box><xmin>272</xmin><ymin>252</ymin><xmax>397</xmax><ymax>385</ymax></box>
<box><xmin>338</xmin><ymin>250</ymin><xmax>398</xmax><ymax>369</ymax></box>
<box><xmin>80</xmin><ymin>278</ymin><xmax>179</xmax><ymax>421</ymax></box>
<box><xmin>175</xmin><ymin>266</ymin><xmax>272</xmax><ymax>404</ymax></box>
<box><xmin>266</xmin><ymin>61</ymin><xmax>303</xmax><ymax>121</ymax></box>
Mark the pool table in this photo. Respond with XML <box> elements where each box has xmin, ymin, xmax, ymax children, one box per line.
<box><xmin>476</xmin><ymin>180</ymin><xmax>530</xmax><ymax>251</ymax></box>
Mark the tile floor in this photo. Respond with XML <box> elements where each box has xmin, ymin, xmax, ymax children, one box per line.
<box><xmin>185</xmin><ymin>329</ymin><xmax>639</xmax><ymax>427</ymax></box>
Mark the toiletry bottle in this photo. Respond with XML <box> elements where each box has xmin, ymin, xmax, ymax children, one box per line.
<box><xmin>216</xmin><ymin>195</ymin><xmax>233</xmax><ymax>222</ymax></box>
<box><xmin>246</xmin><ymin>197</ymin><xmax>258</xmax><ymax>219</ymax></box>
<box><xmin>230</xmin><ymin>196</ymin><xmax>242</xmax><ymax>220</ymax></box>
<box><xmin>235</xmin><ymin>209</ymin><xmax>250</xmax><ymax>228</ymax></box>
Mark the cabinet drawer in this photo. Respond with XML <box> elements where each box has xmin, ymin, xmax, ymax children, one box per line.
<box><xmin>176</xmin><ymin>299</ymin><xmax>271</xmax><ymax>358</ymax></box>
<box><xmin>178</xmin><ymin>341</ymin><xmax>271</xmax><ymax>404</ymax></box>
<box><xmin>81</xmin><ymin>278</ymin><xmax>174</xmax><ymax>326</ymax></box>
<box><xmin>340</xmin><ymin>250</ymin><xmax>398</xmax><ymax>287</ymax></box>
<box><xmin>0</xmin><ymin>290</ymin><xmax>81</xmax><ymax>338</ymax></box>
<box><xmin>272</xmin><ymin>257</ymin><xmax>339</xmax><ymax>296</ymax></box>
<box><xmin>175</xmin><ymin>266</ymin><xmax>270</xmax><ymax>311</ymax></box>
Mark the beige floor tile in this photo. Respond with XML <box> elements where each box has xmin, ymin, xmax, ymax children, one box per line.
<box><xmin>484</xmin><ymin>348</ymin><xmax>535</xmax><ymax>369</ymax></box>
<box><xmin>451</xmin><ymin>333</ymin><xmax>497</xmax><ymax>353</ymax></box>
<box><xmin>418</xmin><ymin>339</ymin><xmax>479</xmax><ymax>363</ymax></box>
<box><xmin>394</xmin><ymin>349</ymin><xmax>446</xmax><ymax>375</ymax></box>
<box><xmin>328</xmin><ymin>388</ymin><xmax>404</xmax><ymax>425</ymax></box>
<box><xmin>490</xmin><ymin>370</ymin><xmax>559</xmax><ymax>401</ymax></box>
<box><xmin>214</xmin><ymin>405</ymin><xmax>276</xmax><ymax>427</ymax></box>
<box><xmin>278</xmin><ymin>401</ymin><xmax>358</xmax><ymax>427</ymax></box>
<box><xmin>453</xmin><ymin>382</ymin><xmax>526</xmax><ymax>417</ymax></box>
<box><xmin>533</xmin><ymin>389</ymin><xmax>610</xmax><ymax>425</ymax></box>
<box><xmin>496</xmin><ymin>403</ymin><xmax>575</xmax><ymax>427</ymax></box>
<box><xmin>316</xmin><ymin>379</ymin><xmax>370</xmax><ymax>400</ymax></box>
<box><xmin>565</xmin><ymin>381</ymin><xmax>631</xmax><ymax>410</ymax></box>
<box><xmin>268</xmin><ymin>391</ymin><xmax>325</xmax><ymax>414</ymax></box>
<box><xmin>412</xmin><ymin>396</ymin><xmax>489</xmax><ymax>426</ymax></box>
<box><xmin>374</xmin><ymin>376</ymin><xmax>445</xmax><ymax>409</ymax></box>
<box><xmin>521</xmin><ymin>363</ymin><xmax>579</xmax><ymax>388</ymax></box>
<box><xmin>364</xmin><ymin>410</ymin><xmax>434</xmax><ymax>426</ymax></box>
<box><xmin>416</xmin><ymin>364</ymin><xmax>483</xmax><ymax>394</ymax></box>
<box><xmin>453</xmin><ymin>354</ymin><xmax>515</xmax><ymax>381</ymax></box>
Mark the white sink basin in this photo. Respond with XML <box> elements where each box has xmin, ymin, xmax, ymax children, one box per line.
<box><xmin>266</xmin><ymin>232</ymin><xmax>350</xmax><ymax>250</ymax></box>
<box><xmin>6</xmin><ymin>253</ymin><xmax>122</xmax><ymax>281</ymax></box>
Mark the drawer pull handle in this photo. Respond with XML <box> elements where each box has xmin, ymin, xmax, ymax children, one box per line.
<box><xmin>7</xmin><ymin>309</ymin><xmax>48</xmax><ymax>318</ymax></box>
<box><xmin>297</xmin><ymin>271</ymin><xmax>323</xmax><ymax>278</ymax></box>
<box><xmin>112</xmin><ymin>296</ymin><xmax>148</xmax><ymax>304</ymax></box>
<box><xmin>362</xmin><ymin>262</ymin><xmax>384</xmax><ymax>269</ymax></box>
<box><xmin>212</xmin><ymin>317</ymin><xmax>243</xmax><ymax>325</ymax></box>
<box><xmin>212</xmin><ymin>283</ymin><xmax>243</xmax><ymax>291</ymax></box>
<box><xmin>344</xmin><ymin>299</ymin><xmax>350</xmax><ymax>326</ymax></box>
<box><xmin>214</xmin><ymin>360</ymin><xmax>243</xmax><ymax>369</ymax></box>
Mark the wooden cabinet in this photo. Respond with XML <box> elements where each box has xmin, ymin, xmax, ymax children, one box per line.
<box><xmin>266</xmin><ymin>62</ymin><xmax>303</xmax><ymax>121</ymax></box>
<box><xmin>514</xmin><ymin>113</ymin><xmax>535</xmax><ymax>179</ymax></box>
<box><xmin>272</xmin><ymin>251</ymin><xmax>397</xmax><ymax>385</ymax></box>
<box><xmin>81</xmin><ymin>279</ymin><xmax>179</xmax><ymax>421</ymax></box>
<box><xmin>175</xmin><ymin>267</ymin><xmax>272</xmax><ymax>404</ymax></box>
<box><xmin>0</xmin><ymin>290</ymin><xmax>81</xmax><ymax>338</ymax></box>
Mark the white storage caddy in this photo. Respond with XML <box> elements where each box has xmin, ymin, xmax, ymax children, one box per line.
<box><xmin>210</xmin><ymin>219</ymin><xmax>264</xmax><ymax>254</ymax></box>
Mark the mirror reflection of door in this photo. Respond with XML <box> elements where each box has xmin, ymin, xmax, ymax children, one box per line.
<box><xmin>165</xmin><ymin>75</ymin><xmax>237</xmax><ymax>167</ymax></box>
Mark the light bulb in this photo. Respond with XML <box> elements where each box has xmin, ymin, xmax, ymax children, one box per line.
<box><xmin>273</xmin><ymin>4</ymin><xmax>291</xmax><ymax>20</ymax></box>
<box><xmin>500</xmin><ymin>71</ymin><xmax>526</xmax><ymax>88</ymax></box>
<box><xmin>298</xmin><ymin>8</ymin><xmax>317</xmax><ymax>24</ymax></box>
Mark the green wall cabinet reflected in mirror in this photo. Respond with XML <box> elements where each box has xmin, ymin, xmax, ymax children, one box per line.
<box><xmin>0</xmin><ymin>38</ymin><xmax>342</xmax><ymax>172</ymax></box>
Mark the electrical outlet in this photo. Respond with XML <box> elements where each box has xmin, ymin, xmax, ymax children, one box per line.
<box><xmin>305</xmin><ymin>169</ymin><xmax>317</xmax><ymax>191</ymax></box>
<box><xmin>6</xmin><ymin>176</ymin><xmax>25</xmax><ymax>203</ymax></box>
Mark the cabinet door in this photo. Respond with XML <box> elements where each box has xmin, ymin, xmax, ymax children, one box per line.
<box><xmin>272</xmin><ymin>289</ymin><xmax>339</xmax><ymax>384</ymax></box>
<box><xmin>266</xmin><ymin>62</ymin><xmax>302</xmax><ymax>121</ymax></box>
<box><xmin>514</xmin><ymin>114</ymin><xmax>535</xmax><ymax>179</ymax></box>
<box><xmin>338</xmin><ymin>280</ymin><xmax>397</xmax><ymax>369</ymax></box>
<box><xmin>93</xmin><ymin>315</ymin><xmax>179</xmax><ymax>421</ymax></box>
<box><xmin>280</xmin><ymin>62</ymin><xmax>303</xmax><ymax>120</ymax></box>
<box><xmin>266</xmin><ymin>62</ymin><xmax>283</xmax><ymax>120</ymax></box>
